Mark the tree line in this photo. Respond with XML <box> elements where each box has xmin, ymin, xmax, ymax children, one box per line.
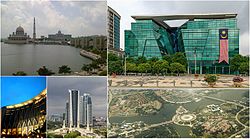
<box><xmin>108</xmin><ymin>52</ymin><xmax>187</xmax><ymax>76</ymax></box>
<box><xmin>108</xmin><ymin>52</ymin><xmax>249</xmax><ymax>76</ymax></box>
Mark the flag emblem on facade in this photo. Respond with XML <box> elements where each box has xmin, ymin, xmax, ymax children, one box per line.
<box><xmin>219</xmin><ymin>29</ymin><xmax>229</xmax><ymax>64</ymax></box>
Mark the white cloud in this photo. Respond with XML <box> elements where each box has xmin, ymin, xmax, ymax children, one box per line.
<box><xmin>1</xmin><ymin>1</ymin><xmax>106</xmax><ymax>38</ymax></box>
<box><xmin>239</xmin><ymin>32</ymin><xmax>249</xmax><ymax>56</ymax></box>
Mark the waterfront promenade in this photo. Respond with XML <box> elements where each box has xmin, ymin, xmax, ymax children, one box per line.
<box><xmin>80</xmin><ymin>49</ymin><xmax>101</xmax><ymax>60</ymax></box>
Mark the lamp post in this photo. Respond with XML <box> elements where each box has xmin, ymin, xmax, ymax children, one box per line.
<box><xmin>194</xmin><ymin>48</ymin><xmax>197</xmax><ymax>74</ymax></box>
<box><xmin>200</xmin><ymin>52</ymin><xmax>204</xmax><ymax>74</ymax></box>
<box><xmin>123</xmin><ymin>50</ymin><xmax>127</xmax><ymax>76</ymax></box>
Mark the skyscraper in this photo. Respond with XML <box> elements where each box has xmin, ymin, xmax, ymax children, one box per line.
<box><xmin>81</xmin><ymin>93</ymin><xmax>92</xmax><ymax>130</ymax></box>
<box><xmin>65</xmin><ymin>101</ymin><xmax>69</xmax><ymax>127</ymax></box>
<box><xmin>33</xmin><ymin>17</ymin><xmax>36</xmax><ymax>40</ymax></box>
<box><xmin>68</xmin><ymin>89</ymin><xmax>80</xmax><ymax>128</ymax></box>
<box><xmin>108</xmin><ymin>6</ymin><xmax>121</xmax><ymax>50</ymax></box>
<box><xmin>66</xmin><ymin>90</ymin><xmax>93</xmax><ymax>130</ymax></box>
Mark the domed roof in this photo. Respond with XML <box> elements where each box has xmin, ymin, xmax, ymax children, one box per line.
<box><xmin>16</xmin><ymin>26</ymin><xmax>24</xmax><ymax>32</ymax></box>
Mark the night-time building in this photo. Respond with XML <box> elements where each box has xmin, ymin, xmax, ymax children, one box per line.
<box><xmin>1</xmin><ymin>89</ymin><xmax>46</xmax><ymax>138</ymax></box>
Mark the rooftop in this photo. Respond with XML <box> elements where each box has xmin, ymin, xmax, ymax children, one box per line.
<box><xmin>132</xmin><ymin>13</ymin><xmax>237</xmax><ymax>20</ymax></box>
<box><xmin>132</xmin><ymin>13</ymin><xmax>237</xmax><ymax>29</ymax></box>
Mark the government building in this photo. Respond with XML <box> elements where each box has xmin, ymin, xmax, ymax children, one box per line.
<box><xmin>48</xmin><ymin>30</ymin><xmax>72</xmax><ymax>42</ymax></box>
<box><xmin>125</xmin><ymin>13</ymin><xmax>239</xmax><ymax>74</ymax></box>
<box><xmin>1</xmin><ymin>89</ymin><xmax>46</xmax><ymax>138</ymax></box>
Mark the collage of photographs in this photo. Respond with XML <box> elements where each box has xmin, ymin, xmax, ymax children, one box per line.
<box><xmin>0</xmin><ymin>0</ymin><xmax>249</xmax><ymax>138</ymax></box>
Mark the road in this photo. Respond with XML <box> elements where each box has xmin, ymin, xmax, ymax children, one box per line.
<box><xmin>203</xmin><ymin>95</ymin><xmax>249</xmax><ymax>138</ymax></box>
<box><xmin>119</xmin><ymin>120</ymin><xmax>173</xmax><ymax>136</ymax></box>
<box><xmin>230</xmin><ymin>107</ymin><xmax>250</xmax><ymax>138</ymax></box>
<box><xmin>203</xmin><ymin>96</ymin><xmax>246</xmax><ymax>108</ymax></box>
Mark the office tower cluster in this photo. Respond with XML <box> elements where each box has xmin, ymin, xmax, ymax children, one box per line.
<box><xmin>64</xmin><ymin>89</ymin><xmax>92</xmax><ymax>130</ymax></box>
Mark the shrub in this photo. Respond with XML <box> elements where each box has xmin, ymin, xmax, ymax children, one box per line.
<box><xmin>233</xmin><ymin>76</ymin><xmax>243</xmax><ymax>82</ymax></box>
<box><xmin>204</xmin><ymin>74</ymin><xmax>218</xmax><ymax>83</ymax></box>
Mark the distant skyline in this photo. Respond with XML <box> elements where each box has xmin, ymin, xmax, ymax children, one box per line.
<box><xmin>47</xmin><ymin>77</ymin><xmax>107</xmax><ymax>118</ymax></box>
<box><xmin>108</xmin><ymin>0</ymin><xmax>249</xmax><ymax>55</ymax></box>
<box><xmin>1</xmin><ymin>1</ymin><xmax>107</xmax><ymax>38</ymax></box>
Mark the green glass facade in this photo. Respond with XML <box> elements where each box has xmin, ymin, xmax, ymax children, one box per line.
<box><xmin>180</xmin><ymin>18</ymin><xmax>239</xmax><ymax>74</ymax></box>
<box><xmin>125</xmin><ymin>20</ymin><xmax>174</xmax><ymax>58</ymax></box>
<box><xmin>125</xmin><ymin>15</ymin><xmax>239</xmax><ymax>74</ymax></box>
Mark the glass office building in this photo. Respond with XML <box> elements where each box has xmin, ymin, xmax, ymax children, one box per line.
<box><xmin>68</xmin><ymin>89</ymin><xmax>80</xmax><ymax>128</ymax></box>
<box><xmin>125</xmin><ymin>14</ymin><xmax>239</xmax><ymax>74</ymax></box>
<box><xmin>108</xmin><ymin>6</ymin><xmax>121</xmax><ymax>50</ymax></box>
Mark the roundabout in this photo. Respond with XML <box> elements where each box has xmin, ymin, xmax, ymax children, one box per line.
<box><xmin>180</xmin><ymin>114</ymin><xmax>196</xmax><ymax>122</ymax></box>
<box><xmin>172</xmin><ymin>106</ymin><xmax>197</xmax><ymax>127</ymax></box>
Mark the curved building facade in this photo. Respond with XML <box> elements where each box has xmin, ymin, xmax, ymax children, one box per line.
<box><xmin>1</xmin><ymin>89</ymin><xmax>47</xmax><ymax>138</ymax></box>
<box><xmin>125</xmin><ymin>13</ymin><xmax>239</xmax><ymax>74</ymax></box>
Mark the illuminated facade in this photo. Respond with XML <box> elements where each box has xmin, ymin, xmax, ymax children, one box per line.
<box><xmin>125</xmin><ymin>13</ymin><xmax>239</xmax><ymax>74</ymax></box>
<box><xmin>1</xmin><ymin>89</ymin><xmax>47</xmax><ymax>138</ymax></box>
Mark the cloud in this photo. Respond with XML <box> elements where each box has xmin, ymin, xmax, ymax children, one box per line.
<box><xmin>1</xmin><ymin>1</ymin><xmax>107</xmax><ymax>38</ymax></box>
<box><xmin>240</xmin><ymin>32</ymin><xmax>249</xmax><ymax>55</ymax></box>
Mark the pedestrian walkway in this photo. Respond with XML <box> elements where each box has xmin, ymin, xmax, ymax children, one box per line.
<box><xmin>108</xmin><ymin>75</ymin><xmax>249</xmax><ymax>88</ymax></box>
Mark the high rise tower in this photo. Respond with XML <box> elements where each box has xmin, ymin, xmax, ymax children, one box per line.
<box><xmin>68</xmin><ymin>89</ymin><xmax>80</xmax><ymax>128</ymax></box>
<box><xmin>33</xmin><ymin>17</ymin><xmax>36</xmax><ymax>40</ymax></box>
<box><xmin>82</xmin><ymin>93</ymin><xmax>92</xmax><ymax>130</ymax></box>
<box><xmin>66</xmin><ymin>90</ymin><xmax>93</xmax><ymax>130</ymax></box>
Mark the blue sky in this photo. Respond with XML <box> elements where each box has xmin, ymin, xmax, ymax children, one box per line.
<box><xmin>1</xmin><ymin>77</ymin><xmax>46</xmax><ymax>107</ymax></box>
<box><xmin>1</xmin><ymin>1</ymin><xmax>106</xmax><ymax>38</ymax></box>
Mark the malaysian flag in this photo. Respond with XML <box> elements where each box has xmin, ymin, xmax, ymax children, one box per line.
<box><xmin>219</xmin><ymin>29</ymin><xmax>229</xmax><ymax>64</ymax></box>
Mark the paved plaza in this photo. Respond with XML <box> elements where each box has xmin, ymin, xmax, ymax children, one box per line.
<box><xmin>108</xmin><ymin>75</ymin><xmax>249</xmax><ymax>88</ymax></box>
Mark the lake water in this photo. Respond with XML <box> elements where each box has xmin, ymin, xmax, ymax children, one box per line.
<box><xmin>1</xmin><ymin>43</ymin><xmax>92</xmax><ymax>75</ymax></box>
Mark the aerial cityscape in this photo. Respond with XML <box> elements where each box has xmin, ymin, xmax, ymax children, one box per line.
<box><xmin>108</xmin><ymin>88</ymin><xmax>249</xmax><ymax>138</ymax></box>
<box><xmin>1</xmin><ymin>1</ymin><xmax>107</xmax><ymax>76</ymax></box>
<box><xmin>47</xmin><ymin>77</ymin><xmax>107</xmax><ymax>138</ymax></box>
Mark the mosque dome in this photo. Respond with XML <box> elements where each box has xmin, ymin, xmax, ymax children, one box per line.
<box><xmin>16</xmin><ymin>26</ymin><xmax>24</xmax><ymax>32</ymax></box>
<box><xmin>16</xmin><ymin>26</ymin><xmax>25</xmax><ymax>36</ymax></box>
